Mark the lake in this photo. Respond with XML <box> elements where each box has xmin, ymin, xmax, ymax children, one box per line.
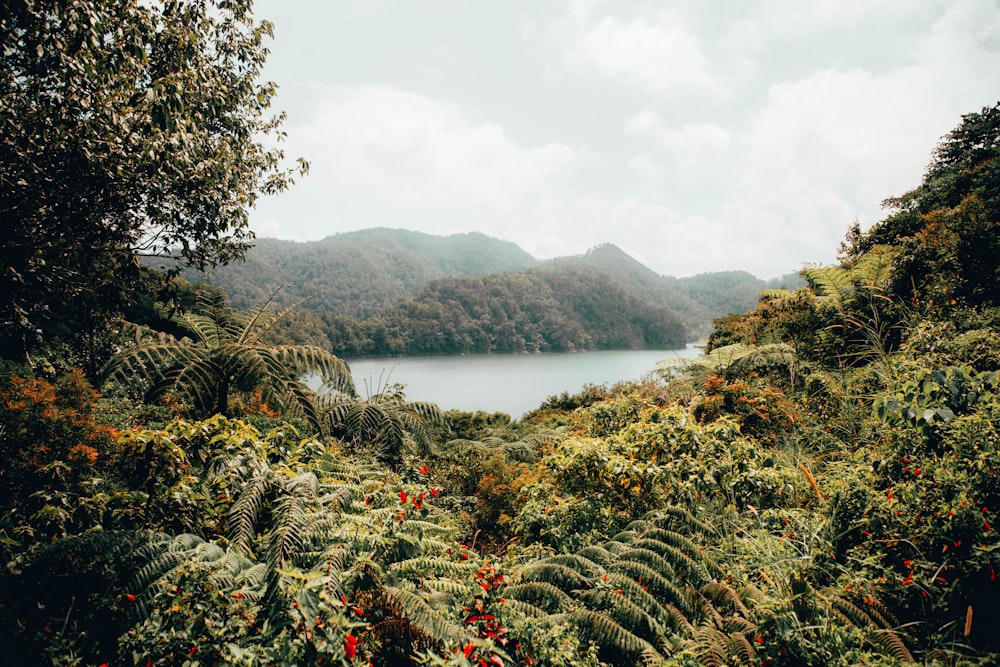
<box><xmin>341</xmin><ymin>346</ymin><xmax>702</xmax><ymax>418</ymax></box>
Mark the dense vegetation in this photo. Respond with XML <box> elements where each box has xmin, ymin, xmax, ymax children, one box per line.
<box><xmin>3</xmin><ymin>2</ymin><xmax>1000</xmax><ymax>665</ymax></box>
<box><xmin>195</xmin><ymin>230</ymin><xmax>796</xmax><ymax>350</ymax></box>
<box><xmin>265</xmin><ymin>265</ymin><xmax>687</xmax><ymax>356</ymax></box>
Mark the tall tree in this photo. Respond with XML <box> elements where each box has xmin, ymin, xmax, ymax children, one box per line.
<box><xmin>0</xmin><ymin>0</ymin><xmax>302</xmax><ymax>362</ymax></box>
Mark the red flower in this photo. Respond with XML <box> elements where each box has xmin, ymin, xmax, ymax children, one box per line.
<box><xmin>126</xmin><ymin>594</ymin><xmax>136</xmax><ymax>602</ymax></box>
<box><xmin>345</xmin><ymin>634</ymin><xmax>358</xmax><ymax>659</ymax></box>
<box><xmin>400</xmin><ymin>490</ymin><xmax>407</xmax><ymax>504</ymax></box>
<box><xmin>189</xmin><ymin>645</ymin><xmax>198</xmax><ymax>657</ymax></box>
<box><xmin>464</xmin><ymin>642</ymin><xmax>475</xmax><ymax>658</ymax></box>
<box><xmin>430</xmin><ymin>488</ymin><xmax>439</xmax><ymax>497</ymax></box>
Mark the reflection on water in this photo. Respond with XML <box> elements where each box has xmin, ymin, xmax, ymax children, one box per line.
<box><xmin>340</xmin><ymin>346</ymin><xmax>701</xmax><ymax>418</ymax></box>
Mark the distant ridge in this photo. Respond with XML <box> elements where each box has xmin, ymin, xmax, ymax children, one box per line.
<box><xmin>191</xmin><ymin>228</ymin><xmax>799</xmax><ymax>343</ymax></box>
<box><xmin>193</xmin><ymin>228</ymin><xmax>537</xmax><ymax>318</ymax></box>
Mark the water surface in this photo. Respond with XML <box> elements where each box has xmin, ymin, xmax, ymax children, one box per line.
<box><xmin>343</xmin><ymin>346</ymin><xmax>701</xmax><ymax>418</ymax></box>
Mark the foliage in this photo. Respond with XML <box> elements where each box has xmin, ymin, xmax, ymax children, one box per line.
<box><xmin>201</xmin><ymin>231</ymin><xmax>776</xmax><ymax>351</ymax></box>
<box><xmin>104</xmin><ymin>290</ymin><xmax>354</xmax><ymax>430</ymax></box>
<box><xmin>323</xmin><ymin>382</ymin><xmax>448</xmax><ymax>469</ymax></box>
<box><xmin>0</xmin><ymin>0</ymin><xmax>302</xmax><ymax>360</ymax></box>
<box><xmin>10</xmin><ymin>89</ymin><xmax>1000</xmax><ymax>667</ymax></box>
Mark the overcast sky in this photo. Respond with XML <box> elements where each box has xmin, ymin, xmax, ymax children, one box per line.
<box><xmin>248</xmin><ymin>0</ymin><xmax>1000</xmax><ymax>279</ymax></box>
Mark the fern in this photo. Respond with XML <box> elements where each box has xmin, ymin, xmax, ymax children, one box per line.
<box><xmin>503</xmin><ymin>581</ymin><xmax>575</xmax><ymax>613</ymax></box>
<box><xmin>870</xmin><ymin>629</ymin><xmax>914</xmax><ymax>662</ymax></box>
<box><xmin>571</xmin><ymin>609</ymin><xmax>660</xmax><ymax>659</ymax></box>
<box><xmin>383</xmin><ymin>585</ymin><xmax>468</xmax><ymax>645</ymax></box>
<box><xmin>519</xmin><ymin>561</ymin><xmax>593</xmax><ymax>590</ymax></box>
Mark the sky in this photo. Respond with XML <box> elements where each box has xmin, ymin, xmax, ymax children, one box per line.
<box><xmin>248</xmin><ymin>0</ymin><xmax>1000</xmax><ymax>280</ymax></box>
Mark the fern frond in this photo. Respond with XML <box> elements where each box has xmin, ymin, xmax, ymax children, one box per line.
<box><xmin>870</xmin><ymin>629</ymin><xmax>914</xmax><ymax>662</ymax></box>
<box><xmin>519</xmin><ymin>561</ymin><xmax>592</xmax><ymax>591</ymax></box>
<box><xmin>632</xmin><ymin>538</ymin><xmax>711</xmax><ymax>586</ymax></box>
<box><xmin>503</xmin><ymin>581</ymin><xmax>575</xmax><ymax>613</ymax></box>
<box><xmin>545</xmin><ymin>553</ymin><xmax>605</xmax><ymax>579</ymax></box>
<box><xmin>729</xmin><ymin>632</ymin><xmax>756</xmax><ymax>666</ymax></box>
<box><xmin>607</xmin><ymin>560</ymin><xmax>689</xmax><ymax>617</ymax></box>
<box><xmin>384</xmin><ymin>585</ymin><xmax>468</xmax><ymax>645</ymax></box>
<box><xmin>702</xmin><ymin>581</ymin><xmax>750</xmax><ymax>618</ymax></box>
<box><xmin>577</xmin><ymin>588</ymin><xmax>665</xmax><ymax>645</ymax></box>
<box><xmin>647</xmin><ymin>506</ymin><xmax>718</xmax><ymax>537</ymax></box>
<box><xmin>576</xmin><ymin>545</ymin><xmax>615</xmax><ymax>566</ymax></box>
<box><xmin>683</xmin><ymin>586</ymin><xmax>724</xmax><ymax>628</ymax></box>
<box><xmin>571</xmin><ymin>609</ymin><xmax>660</xmax><ymax>659</ymax></box>
<box><xmin>501</xmin><ymin>597</ymin><xmax>552</xmax><ymax>618</ymax></box>
<box><xmin>692</xmin><ymin>623</ymin><xmax>729</xmax><ymax>667</ymax></box>
<box><xmin>390</xmin><ymin>556</ymin><xmax>480</xmax><ymax>580</ymax></box>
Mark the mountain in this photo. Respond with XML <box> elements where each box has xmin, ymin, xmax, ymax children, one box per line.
<box><xmin>193</xmin><ymin>228</ymin><xmax>538</xmax><ymax>318</ymax></box>
<box><xmin>547</xmin><ymin>244</ymin><xmax>792</xmax><ymax>339</ymax></box>
<box><xmin>191</xmin><ymin>229</ymin><xmax>792</xmax><ymax>345</ymax></box>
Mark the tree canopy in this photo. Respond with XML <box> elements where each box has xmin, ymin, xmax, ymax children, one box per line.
<box><xmin>0</xmin><ymin>0</ymin><xmax>301</xmax><ymax>361</ymax></box>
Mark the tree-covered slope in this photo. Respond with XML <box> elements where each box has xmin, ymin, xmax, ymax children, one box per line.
<box><xmin>549</xmin><ymin>243</ymin><xmax>786</xmax><ymax>339</ymax></box>
<box><xmin>273</xmin><ymin>266</ymin><xmax>687</xmax><ymax>356</ymax></box>
<box><xmin>205</xmin><ymin>233</ymin><xmax>783</xmax><ymax>350</ymax></box>
<box><xmin>194</xmin><ymin>229</ymin><xmax>539</xmax><ymax>318</ymax></box>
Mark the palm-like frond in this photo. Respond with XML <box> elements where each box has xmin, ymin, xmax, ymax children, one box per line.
<box><xmin>104</xmin><ymin>289</ymin><xmax>353</xmax><ymax>431</ymax></box>
<box><xmin>322</xmin><ymin>387</ymin><xmax>448</xmax><ymax>467</ymax></box>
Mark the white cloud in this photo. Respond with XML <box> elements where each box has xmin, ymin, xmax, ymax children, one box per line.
<box><xmin>552</xmin><ymin>2</ymin><xmax>728</xmax><ymax>98</ymax></box>
<box><xmin>627</xmin><ymin>110</ymin><xmax>732</xmax><ymax>174</ymax></box>
<box><xmin>627</xmin><ymin>154</ymin><xmax>666</xmax><ymax>183</ymax></box>
<box><xmin>760</xmin><ymin>0</ymin><xmax>937</xmax><ymax>34</ymax></box>
<box><xmin>253</xmin><ymin>217</ymin><xmax>300</xmax><ymax>241</ymax></box>
<box><xmin>294</xmin><ymin>85</ymin><xmax>580</xmax><ymax>213</ymax></box>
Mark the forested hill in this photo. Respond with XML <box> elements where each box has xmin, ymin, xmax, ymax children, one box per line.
<box><xmin>194</xmin><ymin>228</ymin><xmax>538</xmax><ymax>318</ymax></box>
<box><xmin>195</xmin><ymin>228</ymin><xmax>793</xmax><ymax>345</ymax></box>
<box><xmin>548</xmin><ymin>243</ymin><xmax>803</xmax><ymax>339</ymax></box>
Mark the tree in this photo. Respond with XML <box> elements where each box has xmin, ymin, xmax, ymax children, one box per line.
<box><xmin>104</xmin><ymin>290</ymin><xmax>353</xmax><ymax>432</ymax></box>
<box><xmin>0</xmin><ymin>0</ymin><xmax>303</xmax><ymax>362</ymax></box>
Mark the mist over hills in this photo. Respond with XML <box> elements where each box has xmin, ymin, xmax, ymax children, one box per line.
<box><xmin>191</xmin><ymin>228</ymin><xmax>802</xmax><ymax>351</ymax></box>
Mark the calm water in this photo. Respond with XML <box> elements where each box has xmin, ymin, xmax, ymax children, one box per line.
<box><xmin>342</xmin><ymin>346</ymin><xmax>701</xmax><ymax>418</ymax></box>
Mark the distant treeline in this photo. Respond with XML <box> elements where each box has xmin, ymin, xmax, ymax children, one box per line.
<box><xmin>267</xmin><ymin>266</ymin><xmax>687</xmax><ymax>356</ymax></box>
<box><xmin>187</xmin><ymin>229</ymin><xmax>802</xmax><ymax>353</ymax></box>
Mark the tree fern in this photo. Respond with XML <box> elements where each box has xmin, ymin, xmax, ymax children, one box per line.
<box><xmin>105</xmin><ymin>288</ymin><xmax>353</xmax><ymax>431</ymax></box>
<box><xmin>322</xmin><ymin>383</ymin><xmax>448</xmax><ymax>468</ymax></box>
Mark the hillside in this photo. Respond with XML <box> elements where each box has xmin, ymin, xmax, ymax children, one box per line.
<box><xmin>196</xmin><ymin>230</ymin><xmax>783</xmax><ymax>344</ymax></box>
<box><xmin>548</xmin><ymin>244</ymin><xmax>794</xmax><ymax>339</ymax></box>
<box><xmin>193</xmin><ymin>228</ymin><xmax>538</xmax><ymax>318</ymax></box>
